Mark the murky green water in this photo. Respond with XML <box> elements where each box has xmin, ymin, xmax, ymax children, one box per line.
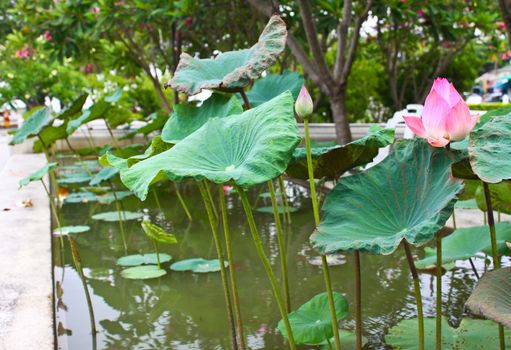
<box><xmin>54</xmin><ymin>178</ymin><xmax>485</xmax><ymax>350</ymax></box>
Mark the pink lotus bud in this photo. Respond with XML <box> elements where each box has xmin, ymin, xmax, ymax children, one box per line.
<box><xmin>44</xmin><ymin>30</ymin><xmax>52</xmax><ymax>41</ymax></box>
<box><xmin>404</xmin><ymin>78</ymin><xmax>479</xmax><ymax>147</ymax></box>
<box><xmin>295</xmin><ymin>85</ymin><xmax>313</xmax><ymax>119</ymax></box>
<box><xmin>417</xmin><ymin>8</ymin><xmax>424</xmax><ymax>16</ymax></box>
<box><xmin>91</xmin><ymin>6</ymin><xmax>100</xmax><ymax>14</ymax></box>
<box><xmin>223</xmin><ymin>186</ymin><xmax>232</xmax><ymax>195</ymax></box>
<box><xmin>85</xmin><ymin>63</ymin><xmax>93</xmax><ymax>74</ymax></box>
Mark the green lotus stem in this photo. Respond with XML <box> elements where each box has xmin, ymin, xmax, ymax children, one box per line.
<box><xmin>219</xmin><ymin>186</ymin><xmax>247</xmax><ymax>350</ymax></box>
<box><xmin>354</xmin><ymin>251</ymin><xmax>362</xmax><ymax>350</ymax></box>
<box><xmin>153</xmin><ymin>241</ymin><xmax>161</xmax><ymax>269</ymax></box>
<box><xmin>37</xmin><ymin>135</ymin><xmax>61</xmax><ymax>207</ymax></box>
<box><xmin>108</xmin><ymin>180</ymin><xmax>127</xmax><ymax>254</ymax></box>
<box><xmin>403</xmin><ymin>241</ymin><xmax>425</xmax><ymax>350</ymax></box>
<box><xmin>40</xmin><ymin>180</ymin><xmax>64</xmax><ymax>249</ymax></box>
<box><xmin>468</xmin><ymin>258</ymin><xmax>480</xmax><ymax>279</ymax></box>
<box><xmin>483</xmin><ymin>182</ymin><xmax>506</xmax><ymax>350</ymax></box>
<box><xmin>153</xmin><ymin>188</ymin><xmax>162</xmax><ymax>211</ymax></box>
<box><xmin>436</xmin><ymin>234</ymin><xmax>442</xmax><ymax>350</ymax></box>
<box><xmin>198</xmin><ymin>181</ymin><xmax>238</xmax><ymax>350</ymax></box>
<box><xmin>234</xmin><ymin>184</ymin><xmax>296</xmax><ymax>350</ymax></box>
<box><xmin>451</xmin><ymin>210</ymin><xmax>457</xmax><ymax>230</ymax></box>
<box><xmin>239</xmin><ymin>89</ymin><xmax>250</xmax><ymax>110</ymax></box>
<box><xmin>205</xmin><ymin>181</ymin><xmax>219</xmax><ymax>220</ymax></box>
<box><xmin>105</xmin><ymin>121</ymin><xmax>120</xmax><ymax>148</ymax></box>
<box><xmin>64</xmin><ymin>137</ymin><xmax>94</xmax><ymax>177</ymax></box>
<box><xmin>278</xmin><ymin>175</ymin><xmax>292</xmax><ymax>224</ymax></box>
<box><xmin>173</xmin><ymin>183</ymin><xmax>192</xmax><ymax>221</ymax></box>
<box><xmin>268</xmin><ymin>180</ymin><xmax>291</xmax><ymax>312</ymax></box>
<box><xmin>304</xmin><ymin>117</ymin><xmax>342</xmax><ymax>350</ymax></box>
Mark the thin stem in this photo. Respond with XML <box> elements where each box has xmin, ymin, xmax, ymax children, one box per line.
<box><xmin>468</xmin><ymin>258</ymin><xmax>480</xmax><ymax>279</ymax></box>
<box><xmin>153</xmin><ymin>188</ymin><xmax>162</xmax><ymax>211</ymax></box>
<box><xmin>304</xmin><ymin>117</ymin><xmax>341</xmax><ymax>350</ymax></box>
<box><xmin>105</xmin><ymin>121</ymin><xmax>119</xmax><ymax>148</ymax></box>
<box><xmin>37</xmin><ymin>135</ymin><xmax>61</xmax><ymax>207</ymax></box>
<box><xmin>483</xmin><ymin>182</ymin><xmax>506</xmax><ymax>350</ymax></box>
<box><xmin>278</xmin><ymin>176</ymin><xmax>292</xmax><ymax>224</ymax></box>
<box><xmin>354</xmin><ymin>251</ymin><xmax>362</xmax><ymax>350</ymax></box>
<box><xmin>198</xmin><ymin>181</ymin><xmax>238</xmax><ymax>350</ymax></box>
<box><xmin>205</xmin><ymin>181</ymin><xmax>219</xmax><ymax>220</ymax></box>
<box><xmin>108</xmin><ymin>181</ymin><xmax>127</xmax><ymax>254</ymax></box>
<box><xmin>403</xmin><ymin>241</ymin><xmax>425</xmax><ymax>350</ymax></box>
<box><xmin>452</xmin><ymin>211</ymin><xmax>457</xmax><ymax>230</ymax></box>
<box><xmin>235</xmin><ymin>184</ymin><xmax>296</xmax><ymax>350</ymax></box>
<box><xmin>41</xmin><ymin>180</ymin><xmax>64</xmax><ymax>249</ymax></box>
<box><xmin>436</xmin><ymin>234</ymin><xmax>442</xmax><ymax>350</ymax></box>
<box><xmin>239</xmin><ymin>89</ymin><xmax>250</xmax><ymax>110</ymax></box>
<box><xmin>154</xmin><ymin>242</ymin><xmax>161</xmax><ymax>269</ymax></box>
<box><xmin>64</xmin><ymin>138</ymin><xmax>93</xmax><ymax>177</ymax></box>
<box><xmin>173</xmin><ymin>183</ymin><xmax>192</xmax><ymax>221</ymax></box>
<box><xmin>219</xmin><ymin>186</ymin><xmax>247</xmax><ymax>350</ymax></box>
<box><xmin>268</xmin><ymin>180</ymin><xmax>291</xmax><ymax>312</ymax></box>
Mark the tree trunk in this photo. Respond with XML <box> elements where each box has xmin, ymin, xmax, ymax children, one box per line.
<box><xmin>500</xmin><ymin>0</ymin><xmax>511</xmax><ymax>49</ymax></box>
<box><xmin>330</xmin><ymin>90</ymin><xmax>352</xmax><ymax>144</ymax></box>
<box><xmin>149</xmin><ymin>75</ymin><xmax>171</xmax><ymax>113</ymax></box>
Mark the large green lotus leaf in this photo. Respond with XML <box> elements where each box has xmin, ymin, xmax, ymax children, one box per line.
<box><xmin>167</xmin><ymin>15</ymin><xmax>286</xmax><ymax>95</ymax></box>
<box><xmin>91</xmin><ymin>211</ymin><xmax>143</xmax><ymax>222</ymax></box>
<box><xmin>89</xmin><ymin>167</ymin><xmax>119</xmax><ymax>186</ymax></box>
<box><xmin>386</xmin><ymin>317</ymin><xmax>511</xmax><ymax>349</ymax></box>
<box><xmin>415</xmin><ymin>223</ymin><xmax>511</xmax><ymax>269</ymax></box>
<box><xmin>466</xmin><ymin>267</ymin><xmax>511</xmax><ymax>329</ymax></box>
<box><xmin>286</xmin><ymin>126</ymin><xmax>394</xmax><ymax>180</ymax></box>
<box><xmin>310</xmin><ymin>139</ymin><xmax>464</xmax><ymax>255</ymax></box>
<box><xmin>475</xmin><ymin>181</ymin><xmax>511</xmax><ymax>214</ymax></box>
<box><xmin>170</xmin><ymin>258</ymin><xmax>228</xmax><ymax>273</ymax></box>
<box><xmin>120</xmin><ymin>265</ymin><xmax>167</xmax><ymax>280</ymax></box>
<box><xmin>116</xmin><ymin>253</ymin><xmax>172</xmax><ymax>267</ymax></box>
<box><xmin>53</xmin><ymin>225</ymin><xmax>91</xmax><ymax>236</ymax></box>
<box><xmin>19</xmin><ymin>162</ymin><xmax>58</xmax><ymax>188</ymax></box>
<box><xmin>161</xmin><ymin>93</ymin><xmax>243</xmax><ymax>143</ymax></box>
<box><xmin>10</xmin><ymin>107</ymin><xmax>53</xmax><ymax>145</ymax></box>
<box><xmin>58</xmin><ymin>93</ymin><xmax>88</xmax><ymax>120</ymax></box>
<box><xmin>277</xmin><ymin>292</ymin><xmax>349</xmax><ymax>345</ymax></box>
<box><xmin>243</xmin><ymin>71</ymin><xmax>304</xmax><ymax>107</ymax></box>
<box><xmin>141</xmin><ymin>221</ymin><xmax>177</xmax><ymax>245</ymax></box>
<box><xmin>469</xmin><ymin>115</ymin><xmax>511</xmax><ymax>183</ymax></box>
<box><xmin>121</xmin><ymin>92</ymin><xmax>299</xmax><ymax>200</ymax></box>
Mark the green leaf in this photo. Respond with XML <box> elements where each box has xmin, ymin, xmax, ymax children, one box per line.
<box><xmin>59</xmin><ymin>93</ymin><xmax>88</xmax><ymax>120</ymax></box>
<box><xmin>259</xmin><ymin>191</ymin><xmax>282</xmax><ymax>198</ymax></box>
<box><xmin>310</xmin><ymin>139</ymin><xmax>464</xmax><ymax>255</ymax></box>
<box><xmin>19</xmin><ymin>162</ymin><xmax>58</xmax><ymax>188</ymax></box>
<box><xmin>455</xmin><ymin>199</ymin><xmax>479</xmax><ymax>209</ymax></box>
<box><xmin>168</xmin><ymin>15</ymin><xmax>287</xmax><ymax>95</ymax></box>
<box><xmin>277</xmin><ymin>292</ymin><xmax>349</xmax><ymax>345</ymax></box>
<box><xmin>91</xmin><ymin>211</ymin><xmax>143</xmax><ymax>222</ymax></box>
<box><xmin>141</xmin><ymin>221</ymin><xmax>177</xmax><ymax>245</ymax></box>
<box><xmin>10</xmin><ymin>107</ymin><xmax>53</xmax><ymax>145</ymax></box>
<box><xmin>386</xmin><ymin>317</ymin><xmax>511</xmax><ymax>349</ymax></box>
<box><xmin>116</xmin><ymin>253</ymin><xmax>172</xmax><ymax>267</ymax></box>
<box><xmin>466</xmin><ymin>267</ymin><xmax>511</xmax><ymax>329</ymax></box>
<box><xmin>121</xmin><ymin>92</ymin><xmax>299</xmax><ymax>200</ymax></box>
<box><xmin>63</xmin><ymin>191</ymin><xmax>98</xmax><ymax>204</ymax></box>
<box><xmin>53</xmin><ymin>225</ymin><xmax>90</xmax><ymax>236</ymax></box>
<box><xmin>415</xmin><ymin>223</ymin><xmax>511</xmax><ymax>269</ymax></box>
<box><xmin>96</xmin><ymin>191</ymin><xmax>132</xmax><ymax>205</ymax></box>
<box><xmin>121</xmin><ymin>111</ymin><xmax>169</xmax><ymax>140</ymax></box>
<box><xmin>255</xmin><ymin>206</ymin><xmax>298</xmax><ymax>214</ymax></box>
<box><xmin>57</xmin><ymin>175</ymin><xmax>92</xmax><ymax>185</ymax></box>
<box><xmin>120</xmin><ymin>265</ymin><xmax>167</xmax><ymax>280</ymax></box>
<box><xmin>161</xmin><ymin>93</ymin><xmax>243</xmax><ymax>143</ymax></box>
<box><xmin>170</xmin><ymin>258</ymin><xmax>228</xmax><ymax>273</ymax></box>
<box><xmin>469</xmin><ymin>115</ymin><xmax>511</xmax><ymax>183</ymax></box>
<box><xmin>286</xmin><ymin>126</ymin><xmax>395</xmax><ymax>180</ymax></box>
<box><xmin>319</xmin><ymin>330</ymin><xmax>367</xmax><ymax>350</ymax></box>
<box><xmin>89</xmin><ymin>167</ymin><xmax>119</xmax><ymax>186</ymax></box>
<box><xmin>475</xmin><ymin>181</ymin><xmax>511</xmax><ymax>214</ymax></box>
<box><xmin>243</xmin><ymin>71</ymin><xmax>304</xmax><ymax>107</ymax></box>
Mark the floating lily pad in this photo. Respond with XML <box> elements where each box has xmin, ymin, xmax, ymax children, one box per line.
<box><xmin>167</xmin><ymin>15</ymin><xmax>287</xmax><ymax>95</ymax></box>
<box><xmin>19</xmin><ymin>162</ymin><xmax>58</xmax><ymax>188</ymax></box>
<box><xmin>63</xmin><ymin>191</ymin><xmax>98</xmax><ymax>204</ymax></box>
<box><xmin>278</xmin><ymin>292</ymin><xmax>349</xmax><ymax>345</ymax></box>
<box><xmin>120</xmin><ymin>265</ymin><xmax>167</xmax><ymax>280</ymax></box>
<box><xmin>307</xmin><ymin>254</ymin><xmax>346</xmax><ymax>266</ymax></box>
<box><xmin>96</xmin><ymin>191</ymin><xmax>132</xmax><ymax>205</ymax></box>
<box><xmin>89</xmin><ymin>167</ymin><xmax>119</xmax><ymax>185</ymax></box>
<box><xmin>116</xmin><ymin>253</ymin><xmax>172</xmax><ymax>267</ymax></box>
<box><xmin>142</xmin><ymin>221</ymin><xmax>177</xmax><ymax>245</ymax></box>
<box><xmin>416</xmin><ymin>223</ymin><xmax>511</xmax><ymax>269</ymax></box>
<box><xmin>243</xmin><ymin>71</ymin><xmax>304</xmax><ymax>107</ymax></box>
<box><xmin>466</xmin><ymin>267</ymin><xmax>511</xmax><ymax>329</ymax></box>
<box><xmin>121</xmin><ymin>92</ymin><xmax>299</xmax><ymax>200</ymax></box>
<box><xmin>416</xmin><ymin>247</ymin><xmax>456</xmax><ymax>271</ymax></box>
<box><xmin>170</xmin><ymin>258</ymin><xmax>228</xmax><ymax>273</ymax></box>
<box><xmin>10</xmin><ymin>107</ymin><xmax>53</xmax><ymax>145</ymax></box>
<box><xmin>255</xmin><ymin>206</ymin><xmax>298</xmax><ymax>214</ymax></box>
<box><xmin>319</xmin><ymin>330</ymin><xmax>367</xmax><ymax>350</ymax></box>
<box><xmin>53</xmin><ymin>225</ymin><xmax>91</xmax><ymax>236</ymax></box>
<box><xmin>286</xmin><ymin>126</ymin><xmax>394</xmax><ymax>180</ymax></box>
<box><xmin>161</xmin><ymin>93</ymin><xmax>243</xmax><ymax>143</ymax></box>
<box><xmin>57</xmin><ymin>175</ymin><xmax>92</xmax><ymax>185</ymax></box>
<box><xmin>311</xmin><ymin>139</ymin><xmax>464</xmax><ymax>255</ymax></box>
<box><xmin>91</xmin><ymin>211</ymin><xmax>143</xmax><ymax>222</ymax></box>
<box><xmin>386</xmin><ymin>317</ymin><xmax>511</xmax><ymax>349</ymax></box>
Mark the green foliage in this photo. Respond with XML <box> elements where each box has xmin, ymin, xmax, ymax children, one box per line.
<box><xmin>19</xmin><ymin>162</ymin><xmax>58</xmax><ymax>188</ymax></box>
<box><xmin>10</xmin><ymin>107</ymin><xmax>53</xmax><ymax>145</ymax></box>
<box><xmin>91</xmin><ymin>211</ymin><xmax>143</xmax><ymax>222</ymax></box>
<box><xmin>120</xmin><ymin>265</ymin><xmax>167</xmax><ymax>280</ymax></box>
<box><xmin>244</xmin><ymin>71</ymin><xmax>304</xmax><ymax>107</ymax></box>
<box><xmin>116</xmin><ymin>253</ymin><xmax>172</xmax><ymax>267</ymax></box>
<box><xmin>141</xmin><ymin>221</ymin><xmax>177</xmax><ymax>245</ymax></box>
<box><xmin>170</xmin><ymin>258</ymin><xmax>228</xmax><ymax>273</ymax></box>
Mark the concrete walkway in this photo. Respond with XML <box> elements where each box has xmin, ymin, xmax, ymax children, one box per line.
<box><xmin>0</xmin><ymin>153</ymin><xmax>53</xmax><ymax>350</ymax></box>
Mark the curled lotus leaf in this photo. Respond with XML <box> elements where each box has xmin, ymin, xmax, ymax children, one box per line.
<box><xmin>19</xmin><ymin>162</ymin><xmax>58</xmax><ymax>188</ymax></box>
<box><xmin>141</xmin><ymin>221</ymin><xmax>177</xmax><ymax>245</ymax></box>
<box><xmin>167</xmin><ymin>15</ymin><xmax>287</xmax><ymax>95</ymax></box>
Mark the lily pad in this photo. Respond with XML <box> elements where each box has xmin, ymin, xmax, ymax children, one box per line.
<box><xmin>141</xmin><ymin>221</ymin><xmax>177</xmax><ymax>245</ymax></box>
<box><xmin>243</xmin><ymin>71</ymin><xmax>304</xmax><ymax>107</ymax></box>
<box><xmin>96</xmin><ymin>191</ymin><xmax>132</xmax><ymax>205</ymax></box>
<box><xmin>386</xmin><ymin>317</ymin><xmax>511</xmax><ymax>349</ymax></box>
<box><xmin>63</xmin><ymin>191</ymin><xmax>98</xmax><ymax>204</ymax></box>
<box><xmin>116</xmin><ymin>253</ymin><xmax>172</xmax><ymax>267</ymax></box>
<box><xmin>91</xmin><ymin>211</ymin><xmax>143</xmax><ymax>222</ymax></box>
<box><xmin>121</xmin><ymin>92</ymin><xmax>299</xmax><ymax>200</ymax></box>
<box><xmin>286</xmin><ymin>126</ymin><xmax>395</xmax><ymax>180</ymax></box>
<box><xmin>466</xmin><ymin>267</ymin><xmax>511</xmax><ymax>329</ymax></box>
<box><xmin>319</xmin><ymin>331</ymin><xmax>367</xmax><ymax>350</ymax></box>
<box><xmin>307</xmin><ymin>254</ymin><xmax>346</xmax><ymax>266</ymax></box>
<box><xmin>255</xmin><ymin>206</ymin><xmax>298</xmax><ymax>214</ymax></box>
<box><xmin>170</xmin><ymin>258</ymin><xmax>228</xmax><ymax>273</ymax></box>
<box><xmin>161</xmin><ymin>93</ymin><xmax>243</xmax><ymax>143</ymax></box>
<box><xmin>89</xmin><ymin>167</ymin><xmax>119</xmax><ymax>186</ymax></box>
<box><xmin>120</xmin><ymin>265</ymin><xmax>167</xmax><ymax>280</ymax></box>
<box><xmin>277</xmin><ymin>292</ymin><xmax>349</xmax><ymax>345</ymax></box>
<box><xmin>10</xmin><ymin>107</ymin><xmax>53</xmax><ymax>145</ymax></box>
<box><xmin>57</xmin><ymin>175</ymin><xmax>92</xmax><ymax>185</ymax></box>
<box><xmin>310</xmin><ymin>139</ymin><xmax>464</xmax><ymax>255</ymax></box>
<box><xmin>167</xmin><ymin>15</ymin><xmax>287</xmax><ymax>95</ymax></box>
<box><xmin>19</xmin><ymin>162</ymin><xmax>58</xmax><ymax>188</ymax></box>
<box><xmin>53</xmin><ymin>225</ymin><xmax>91</xmax><ymax>236</ymax></box>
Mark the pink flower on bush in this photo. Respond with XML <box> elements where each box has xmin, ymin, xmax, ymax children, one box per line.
<box><xmin>91</xmin><ymin>6</ymin><xmax>100</xmax><ymax>14</ymax></box>
<box><xmin>403</xmin><ymin>78</ymin><xmax>478</xmax><ymax>147</ymax></box>
<box><xmin>417</xmin><ymin>8</ymin><xmax>424</xmax><ymax>16</ymax></box>
<box><xmin>85</xmin><ymin>63</ymin><xmax>93</xmax><ymax>74</ymax></box>
<box><xmin>16</xmin><ymin>48</ymin><xmax>32</xmax><ymax>58</ymax></box>
<box><xmin>44</xmin><ymin>30</ymin><xmax>52</xmax><ymax>41</ymax></box>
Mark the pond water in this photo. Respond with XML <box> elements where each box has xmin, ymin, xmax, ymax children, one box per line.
<box><xmin>54</xmin><ymin>175</ymin><xmax>488</xmax><ymax>350</ymax></box>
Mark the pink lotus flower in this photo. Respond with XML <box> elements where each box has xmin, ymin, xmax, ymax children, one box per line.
<box><xmin>223</xmin><ymin>186</ymin><xmax>232</xmax><ymax>195</ymax></box>
<box><xmin>403</xmin><ymin>78</ymin><xmax>478</xmax><ymax>147</ymax></box>
<box><xmin>295</xmin><ymin>85</ymin><xmax>313</xmax><ymax>119</ymax></box>
<box><xmin>44</xmin><ymin>30</ymin><xmax>52</xmax><ymax>41</ymax></box>
<box><xmin>417</xmin><ymin>8</ymin><xmax>424</xmax><ymax>16</ymax></box>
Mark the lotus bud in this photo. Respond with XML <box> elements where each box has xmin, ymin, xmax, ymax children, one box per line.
<box><xmin>403</xmin><ymin>77</ymin><xmax>479</xmax><ymax>147</ymax></box>
<box><xmin>295</xmin><ymin>85</ymin><xmax>313</xmax><ymax>119</ymax></box>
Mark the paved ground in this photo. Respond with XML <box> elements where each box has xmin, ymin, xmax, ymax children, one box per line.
<box><xmin>0</xmin><ymin>153</ymin><xmax>53</xmax><ymax>350</ymax></box>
